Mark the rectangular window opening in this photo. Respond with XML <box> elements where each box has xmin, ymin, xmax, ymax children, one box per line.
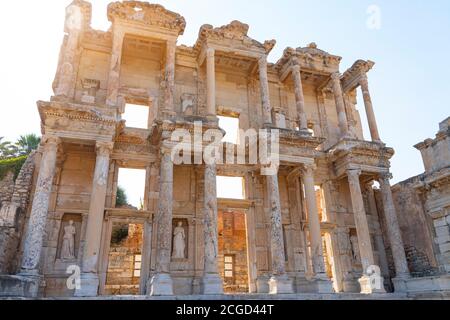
<box><xmin>123</xmin><ymin>103</ymin><xmax>149</xmax><ymax>129</ymax></box>
<box><xmin>218</xmin><ymin>115</ymin><xmax>240</xmax><ymax>144</ymax></box>
<box><xmin>216</xmin><ymin>176</ymin><xmax>245</xmax><ymax>200</ymax></box>
<box><xmin>224</xmin><ymin>255</ymin><xmax>235</xmax><ymax>280</ymax></box>
<box><xmin>116</xmin><ymin>168</ymin><xmax>146</xmax><ymax>210</ymax></box>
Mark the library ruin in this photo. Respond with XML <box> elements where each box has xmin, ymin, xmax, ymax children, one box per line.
<box><xmin>0</xmin><ymin>1</ymin><xmax>449</xmax><ymax>298</ymax></box>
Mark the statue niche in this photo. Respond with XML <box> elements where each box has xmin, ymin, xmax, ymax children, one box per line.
<box><xmin>172</xmin><ymin>219</ymin><xmax>188</xmax><ymax>260</ymax></box>
<box><xmin>57</xmin><ymin>214</ymin><xmax>82</xmax><ymax>261</ymax></box>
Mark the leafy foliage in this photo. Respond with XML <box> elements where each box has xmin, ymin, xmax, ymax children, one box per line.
<box><xmin>0</xmin><ymin>134</ymin><xmax>41</xmax><ymax>160</ymax></box>
<box><xmin>0</xmin><ymin>137</ymin><xmax>19</xmax><ymax>159</ymax></box>
<box><xmin>111</xmin><ymin>224</ymin><xmax>129</xmax><ymax>245</ymax></box>
<box><xmin>0</xmin><ymin>134</ymin><xmax>41</xmax><ymax>182</ymax></box>
<box><xmin>16</xmin><ymin>134</ymin><xmax>41</xmax><ymax>156</ymax></box>
<box><xmin>116</xmin><ymin>186</ymin><xmax>129</xmax><ymax>207</ymax></box>
<box><xmin>0</xmin><ymin>156</ymin><xmax>27</xmax><ymax>181</ymax></box>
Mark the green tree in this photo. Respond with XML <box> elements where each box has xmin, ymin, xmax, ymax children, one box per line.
<box><xmin>16</xmin><ymin>134</ymin><xmax>41</xmax><ymax>156</ymax></box>
<box><xmin>116</xmin><ymin>186</ymin><xmax>129</xmax><ymax>207</ymax></box>
<box><xmin>0</xmin><ymin>137</ymin><xmax>19</xmax><ymax>159</ymax></box>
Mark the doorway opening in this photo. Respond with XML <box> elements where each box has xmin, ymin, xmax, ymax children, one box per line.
<box><xmin>104</xmin><ymin>222</ymin><xmax>144</xmax><ymax>295</ymax></box>
<box><xmin>218</xmin><ymin>209</ymin><xmax>249</xmax><ymax>293</ymax></box>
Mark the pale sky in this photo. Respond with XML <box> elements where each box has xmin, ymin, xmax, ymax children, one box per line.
<box><xmin>1</xmin><ymin>0</ymin><xmax>449</xmax><ymax>185</ymax></box>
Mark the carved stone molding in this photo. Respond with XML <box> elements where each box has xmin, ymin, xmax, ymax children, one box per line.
<box><xmin>107</xmin><ymin>1</ymin><xmax>186</xmax><ymax>35</ymax></box>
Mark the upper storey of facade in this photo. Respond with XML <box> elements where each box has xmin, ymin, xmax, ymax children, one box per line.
<box><xmin>44</xmin><ymin>0</ymin><xmax>389</xmax><ymax>165</ymax></box>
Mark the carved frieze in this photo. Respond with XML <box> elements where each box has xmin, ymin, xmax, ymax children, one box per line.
<box><xmin>107</xmin><ymin>1</ymin><xmax>186</xmax><ymax>35</ymax></box>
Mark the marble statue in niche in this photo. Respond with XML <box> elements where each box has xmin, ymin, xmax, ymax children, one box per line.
<box><xmin>172</xmin><ymin>221</ymin><xmax>186</xmax><ymax>259</ymax></box>
<box><xmin>61</xmin><ymin>220</ymin><xmax>76</xmax><ymax>260</ymax></box>
<box><xmin>350</xmin><ymin>233</ymin><xmax>361</xmax><ymax>265</ymax></box>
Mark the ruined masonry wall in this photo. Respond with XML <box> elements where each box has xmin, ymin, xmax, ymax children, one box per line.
<box><xmin>0</xmin><ymin>153</ymin><xmax>36</xmax><ymax>274</ymax></box>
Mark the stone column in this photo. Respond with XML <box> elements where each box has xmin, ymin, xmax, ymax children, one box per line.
<box><xmin>259</xmin><ymin>55</ymin><xmax>273</xmax><ymax>125</ymax></box>
<box><xmin>20</xmin><ymin>136</ymin><xmax>60</xmax><ymax>275</ymax></box>
<box><xmin>378</xmin><ymin>173</ymin><xmax>410</xmax><ymax>286</ymax></box>
<box><xmin>163</xmin><ymin>40</ymin><xmax>176</xmax><ymax>118</ymax></box>
<box><xmin>54</xmin><ymin>2</ymin><xmax>85</xmax><ymax>97</ymax></box>
<box><xmin>266</xmin><ymin>172</ymin><xmax>293</xmax><ymax>294</ymax></box>
<box><xmin>347</xmin><ymin>169</ymin><xmax>385</xmax><ymax>293</ymax></box>
<box><xmin>106</xmin><ymin>29</ymin><xmax>125</xmax><ymax>106</ymax></box>
<box><xmin>301</xmin><ymin>165</ymin><xmax>333</xmax><ymax>293</ymax></box>
<box><xmin>359</xmin><ymin>75</ymin><xmax>381</xmax><ymax>142</ymax></box>
<box><xmin>55</xmin><ymin>29</ymin><xmax>80</xmax><ymax>97</ymax></box>
<box><xmin>75</xmin><ymin>141</ymin><xmax>113</xmax><ymax>297</ymax></box>
<box><xmin>291</xmin><ymin>64</ymin><xmax>308</xmax><ymax>132</ymax></box>
<box><xmin>206</xmin><ymin>48</ymin><xmax>216</xmax><ymax>118</ymax></box>
<box><xmin>149</xmin><ymin>146</ymin><xmax>174</xmax><ymax>296</ymax></box>
<box><xmin>331</xmin><ymin>73</ymin><xmax>350</xmax><ymax>138</ymax></box>
<box><xmin>201</xmin><ymin>162</ymin><xmax>223</xmax><ymax>294</ymax></box>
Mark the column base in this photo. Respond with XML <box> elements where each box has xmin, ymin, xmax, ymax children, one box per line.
<box><xmin>311</xmin><ymin>274</ymin><xmax>334</xmax><ymax>293</ymax></box>
<box><xmin>342</xmin><ymin>277</ymin><xmax>360</xmax><ymax>293</ymax></box>
<box><xmin>200</xmin><ymin>273</ymin><xmax>224</xmax><ymax>295</ymax></box>
<box><xmin>256</xmin><ymin>275</ymin><xmax>270</xmax><ymax>293</ymax></box>
<box><xmin>74</xmin><ymin>273</ymin><xmax>99</xmax><ymax>297</ymax></box>
<box><xmin>358</xmin><ymin>274</ymin><xmax>386</xmax><ymax>294</ymax></box>
<box><xmin>0</xmin><ymin>273</ymin><xmax>43</xmax><ymax>298</ymax></box>
<box><xmin>147</xmin><ymin>273</ymin><xmax>174</xmax><ymax>296</ymax></box>
<box><xmin>391</xmin><ymin>274</ymin><xmax>410</xmax><ymax>293</ymax></box>
<box><xmin>268</xmin><ymin>275</ymin><xmax>294</xmax><ymax>294</ymax></box>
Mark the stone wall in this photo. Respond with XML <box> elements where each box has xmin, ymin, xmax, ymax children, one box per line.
<box><xmin>375</xmin><ymin>184</ymin><xmax>438</xmax><ymax>278</ymax></box>
<box><xmin>0</xmin><ymin>171</ymin><xmax>15</xmax><ymax>206</ymax></box>
<box><xmin>0</xmin><ymin>152</ymin><xmax>36</xmax><ymax>274</ymax></box>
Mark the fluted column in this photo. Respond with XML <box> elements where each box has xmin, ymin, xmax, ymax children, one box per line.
<box><xmin>206</xmin><ymin>48</ymin><xmax>216</xmax><ymax>117</ymax></box>
<box><xmin>75</xmin><ymin>141</ymin><xmax>113</xmax><ymax>297</ymax></box>
<box><xmin>201</xmin><ymin>162</ymin><xmax>223</xmax><ymax>294</ymax></box>
<box><xmin>292</xmin><ymin>64</ymin><xmax>308</xmax><ymax>132</ymax></box>
<box><xmin>359</xmin><ymin>74</ymin><xmax>381</xmax><ymax>142</ymax></box>
<box><xmin>20</xmin><ymin>136</ymin><xmax>60</xmax><ymax>274</ymax></box>
<box><xmin>302</xmin><ymin>165</ymin><xmax>326</xmax><ymax>276</ymax></box>
<box><xmin>331</xmin><ymin>73</ymin><xmax>350</xmax><ymax>138</ymax></box>
<box><xmin>302</xmin><ymin>165</ymin><xmax>334</xmax><ymax>293</ymax></box>
<box><xmin>378</xmin><ymin>173</ymin><xmax>410</xmax><ymax>279</ymax></box>
<box><xmin>266</xmin><ymin>172</ymin><xmax>293</xmax><ymax>294</ymax></box>
<box><xmin>259</xmin><ymin>55</ymin><xmax>273</xmax><ymax>125</ymax></box>
<box><xmin>106</xmin><ymin>29</ymin><xmax>125</xmax><ymax>106</ymax></box>
<box><xmin>347</xmin><ymin>169</ymin><xmax>385</xmax><ymax>293</ymax></box>
<box><xmin>149</xmin><ymin>146</ymin><xmax>174</xmax><ymax>296</ymax></box>
<box><xmin>163</xmin><ymin>40</ymin><xmax>176</xmax><ymax>118</ymax></box>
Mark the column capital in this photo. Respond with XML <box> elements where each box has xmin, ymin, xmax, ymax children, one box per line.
<box><xmin>301</xmin><ymin>163</ymin><xmax>317</xmax><ymax>176</ymax></box>
<box><xmin>43</xmin><ymin>135</ymin><xmax>61</xmax><ymax>147</ymax></box>
<box><xmin>359</xmin><ymin>73</ymin><xmax>369</xmax><ymax>86</ymax></box>
<box><xmin>347</xmin><ymin>168</ymin><xmax>362</xmax><ymax>178</ymax></box>
<box><xmin>206</xmin><ymin>47</ymin><xmax>215</xmax><ymax>57</ymax></box>
<box><xmin>291</xmin><ymin>64</ymin><xmax>301</xmax><ymax>73</ymax></box>
<box><xmin>258</xmin><ymin>55</ymin><xmax>268</xmax><ymax>67</ymax></box>
<box><xmin>378</xmin><ymin>172</ymin><xmax>393</xmax><ymax>183</ymax></box>
<box><xmin>160</xmin><ymin>140</ymin><xmax>174</xmax><ymax>157</ymax></box>
<box><xmin>96</xmin><ymin>141</ymin><xmax>114</xmax><ymax>156</ymax></box>
<box><xmin>42</xmin><ymin>136</ymin><xmax>61</xmax><ymax>154</ymax></box>
<box><xmin>331</xmin><ymin>72</ymin><xmax>342</xmax><ymax>81</ymax></box>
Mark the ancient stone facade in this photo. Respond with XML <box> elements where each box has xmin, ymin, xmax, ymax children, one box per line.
<box><xmin>388</xmin><ymin>118</ymin><xmax>450</xmax><ymax>294</ymax></box>
<box><xmin>0</xmin><ymin>1</ymin><xmax>448</xmax><ymax>298</ymax></box>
